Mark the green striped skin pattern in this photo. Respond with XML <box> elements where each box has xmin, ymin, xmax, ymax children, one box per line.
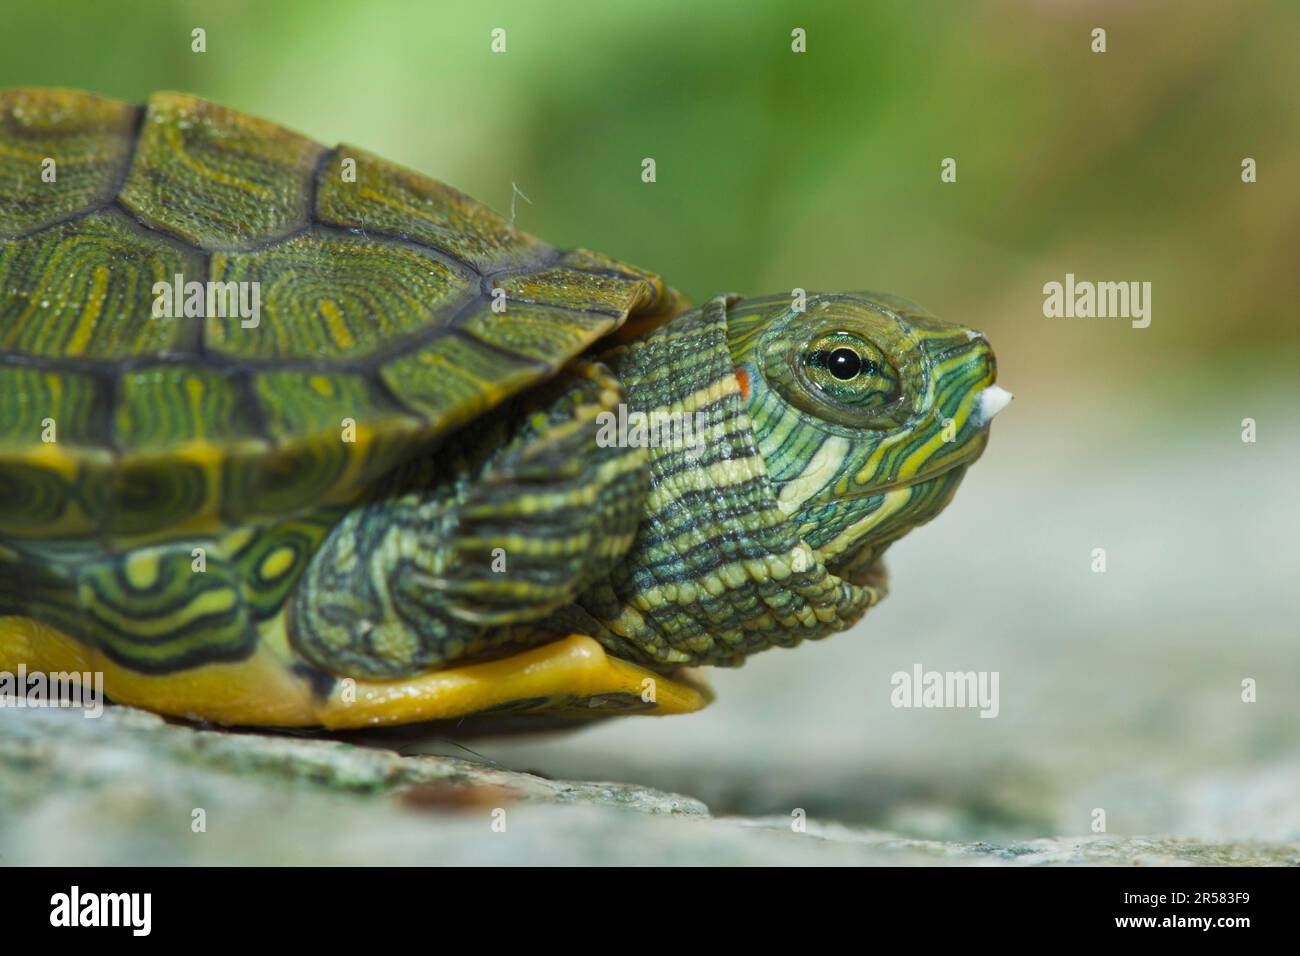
<box><xmin>557</xmin><ymin>293</ymin><xmax>997</xmax><ymax>667</ymax></box>
<box><xmin>730</xmin><ymin>292</ymin><xmax>996</xmax><ymax>584</ymax></box>
<box><xmin>0</xmin><ymin>510</ymin><xmax>343</xmax><ymax>673</ymax></box>
<box><xmin>0</xmin><ymin>89</ymin><xmax>674</xmax><ymax>675</ymax></box>
<box><xmin>288</xmin><ymin>360</ymin><xmax>649</xmax><ymax>679</ymax></box>
<box><xmin>0</xmin><ymin>88</ymin><xmax>1003</xmax><ymax>693</ymax></box>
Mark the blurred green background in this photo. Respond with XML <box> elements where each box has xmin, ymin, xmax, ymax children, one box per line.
<box><xmin>3</xmin><ymin>0</ymin><xmax>1297</xmax><ymax>842</ymax></box>
<box><xmin>2</xmin><ymin>0</ymin><xmax>1295</xmax><ymax>402</ymax></box>
<box><xmin>5</xmin><ymin>1</ymin><xmax>1294</xmax><ymax>385</ymax></box>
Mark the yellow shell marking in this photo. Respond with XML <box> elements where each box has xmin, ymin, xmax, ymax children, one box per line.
<box><xmin>64</xmin><ymin>264</ymin><xmax>109</xmax><ymax>356</ymax></box>
<box><xmin>318</xmin><ymin>299</ymin><xmax>353</xmax><ymax>350</ymax></box>
<box><xmin>161</xmin><ymin>124</ymin><xmax>276</xmax><ymax>200</ymax></box>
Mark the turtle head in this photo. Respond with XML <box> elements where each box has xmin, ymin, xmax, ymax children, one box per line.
<box><xmin>727</xmin><ymin>291</ymin><xmax>1008</xmax><ymax>580</ymax></box>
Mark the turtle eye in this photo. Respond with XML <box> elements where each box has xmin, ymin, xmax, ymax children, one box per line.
<box><xmin>825</xmin><ymin>347</ymin><xmax>864</xmax><ymax>380</ymax></box>
<box><xmin>802</xmin><ymin>334</ymin><xmax>900</xmax><ymax>412</ymax></box>
<box><xmin>759</xmin><ymin>318</ymin><xmax>913</xmax><ymax>431</ymax></box>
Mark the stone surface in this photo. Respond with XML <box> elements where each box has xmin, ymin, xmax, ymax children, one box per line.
<box><xmin>2</xmin><ymin>705</ymin><xmax>1296</xmax><ymax>866</ymax></box>
<box><xmin>2</xmin><ymin>407</ymin><xmax>1296</xmax><ymax>865</ymax></box>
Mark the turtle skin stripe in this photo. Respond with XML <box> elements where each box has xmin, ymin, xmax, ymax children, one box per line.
<box><xmin>571</xmin><ymin>297</ymin><xmax>882</xmax><ymax>667</ymax></box>
<box><xmin>728</xmin><ymin>301</ymin><xmax>993</xmax><ymax>575</ymax></box>
<box><xmin>228</xmin><ymin>510</ymin><xmax>344</xmax><ymax>622</ymax></box>
<box><xmin>288</xmin><ymin>359</ymin><xmax>648</xmax><ymax>679</ymax></box>
<box><xmin>0</xmin><ymin>541</ymin><xmax>253</xmax><ymax>673</ymax></box>
<box><xmin>0</xmin><ymin>507</ymin><xmax>341</xmax><ymax>673</ymax></box>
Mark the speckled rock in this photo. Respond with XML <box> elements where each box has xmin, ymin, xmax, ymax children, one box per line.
<box><xmin>2</xmin><ymin>705</ymin><xmax>1296</xmax><ymax>866</ymax></box>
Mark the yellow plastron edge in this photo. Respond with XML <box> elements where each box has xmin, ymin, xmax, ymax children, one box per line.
<box><xmin>0</xmin><ymin>617</ymin><xmax>712</xmax><ymax>729</ymax></box>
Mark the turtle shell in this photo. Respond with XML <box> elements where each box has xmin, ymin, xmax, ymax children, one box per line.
<box><xmin>0</xmin><ymin>89</ymin><xmax>680</xmax><ymax>544</ymax></box>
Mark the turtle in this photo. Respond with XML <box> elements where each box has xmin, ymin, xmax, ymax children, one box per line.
<box><xmin>0</xmin><ymin>88</ymin><xmax>1012</xmax><ymax>730</ymax></box>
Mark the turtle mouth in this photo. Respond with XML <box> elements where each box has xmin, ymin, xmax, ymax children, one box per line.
<box><xmin>832</xmin><ymin>430</ymin><xmax>991</xmax><ymax>502</ymax></box>
<box><xmin>801</xmin><ymin>355</ymin><xmax>1011</xmax><ymax>506</ymax></box>
<box><xmin>832</xmin><ymin>416</ymin><xmax>993</xmax><ymax>504</ymax></box>
<box><xmin>850</xmin><ymin>382</ymin><xmax>1012</xmax><ymax>498</ymax></box>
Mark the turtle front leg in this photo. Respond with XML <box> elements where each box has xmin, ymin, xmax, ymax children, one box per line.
<box><xmin>288</xmin><ymin>359</ymin><xmax>649</xmax><ymax>681</ymax></box>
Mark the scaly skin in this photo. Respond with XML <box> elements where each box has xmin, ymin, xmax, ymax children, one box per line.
<box><xmin>563</xmin><ymin>292</ymin><xmax>999</xmax><ymax>667</ymax></box>
<box><xmin>0</xmin><ymin>89</ymin><xmax>1007</xmax><ymax>726</ymax></box>
<box><xmin>0</xmin><ymin>290</ymin><xmax>1002</xmax><ymax>723</ymax></box>
<box><xmin>286</xmin><ymin>290</ymin><xmax>1000</xmax><ymax>676</ymax></box>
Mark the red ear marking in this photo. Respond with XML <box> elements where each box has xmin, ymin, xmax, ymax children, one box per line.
<box><xmin>735</xmin><ymin>368</ymin><xmax>750</xmax><ymax>402</ymax></box>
